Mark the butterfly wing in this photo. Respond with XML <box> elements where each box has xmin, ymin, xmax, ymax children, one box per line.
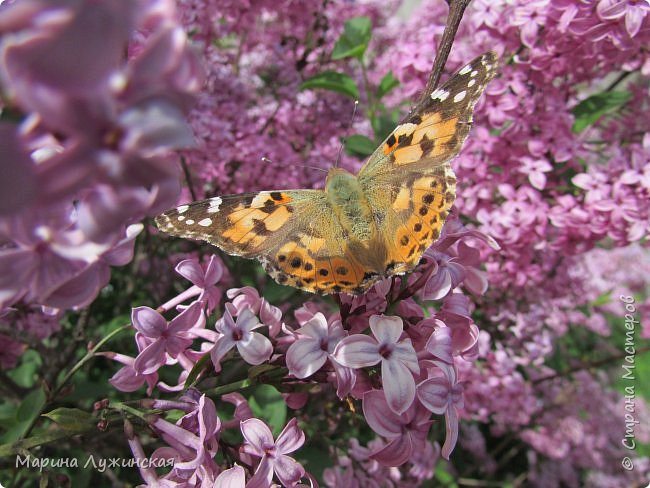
<box><xmin>155</xmin><ymin>190</ymin><xmax>374</xmax><ymax>295</ymax></box>
<box><xmin>358</xmin><ymin>52</ymin><xmax>498</xmax><ymax>272</ymax></box>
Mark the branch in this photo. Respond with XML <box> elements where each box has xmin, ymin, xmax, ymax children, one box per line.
<box><xmin>415</xmin><ymin>0</ymin><xmax>473</xmax><ymax>108</ymax></box>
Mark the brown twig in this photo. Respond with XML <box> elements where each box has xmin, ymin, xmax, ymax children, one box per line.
<box><xmin>532</xmin><ymin>345</ymin><xmax>650</xmax><ymax>384</ymax></box>
<box><xmin>180</xmin><ymin>155</ymin><xmax>198</xmax><ymax>202</ymax></box>
<box><xmin>414</xmin><ymin>0</ymin><xmax>473</xmax><ymax>109</ymax></box>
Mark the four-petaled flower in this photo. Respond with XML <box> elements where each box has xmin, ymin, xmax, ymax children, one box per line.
<box><xmin>210</xmin><ymin>305</ymin><xmax>272</xmax><ymax>372</ymax></box>
<box><xmin>333</xmin><ymin>315</ymin><xmax>420</xmax><ymax>414</ymax></box>
<box><xmin>241</xmin><ymin>417</ymin><xmax>306</xmax><ymax>487</ymax></box>
<box><xmin>133</xmin><ymin>301</ymin><xmax>203</xmax><ymax>374</ymax></box>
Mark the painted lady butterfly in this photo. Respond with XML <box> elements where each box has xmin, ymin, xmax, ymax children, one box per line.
<box><xmin>156</xmin><ymin>52</ymin><xmax>498</xmax><ymax>295</ymax></box>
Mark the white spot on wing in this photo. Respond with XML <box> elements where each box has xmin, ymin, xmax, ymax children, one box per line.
<box><xmin>207</xmin><ymin>197</ymin><xmax>222</xmax><ymax>213</ymax></box>
<box><xmin>198</xmin><ymin>218</ymin><xmax>212</xmax><ymax>227</ymax></box>
<box><xmin>177</xmin><ymin>205</ymin><xmax>189</xmax><ymax>214</ymax></box>
<box><xmin>185</xmin><ymin>219</ymin><xmax>195</xmax><ymax>225</ymax></box>
<box><xmin>468</xmin><ymin>79</ymin><xmax>476</xmax><ymax>87</ymax></box>
<box><xmin>459</xmin><ymin>65</ymin><xmax>471</xmax><ymax>75</ymax></box>
<box><xmin>454</xmin><ymin>91</ymin><xmax>466</xmax><ymax>103</ymax></box>
<box><xmin>396</xmin><ymin>122</ymin><xmax>417</xmax><ymax>133</ymax></box>
<box><xmin>177</xmin><ymin>215</ymin><xmax>185</xmax><ymax>221</ymax></box>
<box><xmin>431</xmin><ymin>89</ymin><xmax>449</xmax><ymax>101</ymax></box>
<box><xmin>470</xmin><ymin>70</ymin><xmax>478</xmax><ymax>77</ymax></box>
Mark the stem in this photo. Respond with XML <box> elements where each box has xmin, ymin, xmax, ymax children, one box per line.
<box><xmin>414</xmin><ymin>0</ymin><xmax>473</xmax><ymax>109</ymax></box>
<box><xmin>51</xmin><ymin>323</ymin><xmax>132</xmax><ymax>399</ymax></box>
<box><xmin>532</xmin><ymin>345</ymin><xmax>650</xmax><ymax>384</ymax></box>
<box><xmin>180</xmin><ymin>156</ymin><xmax>198</xmax><ymax>202</ymax></box>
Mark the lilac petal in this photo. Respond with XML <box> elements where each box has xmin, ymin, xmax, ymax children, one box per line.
<box><xmin>216</xmin><ymin>465</ymin><xmax>250</xmax><ymax>488</ymax></box>
<box><xmin>369</xmin><ymin>315</ymin><xmax>403</xmax><ymax>345</ymax></box>
<box><xmin>240</xmin><ymin>418</ymin><xmax>274</xmax><ymax>453</ymax></box>
<box><xmin>0</xmin><ymin>124</ymin><xmax>37</xmax><ymax>214</ymax></box>
<box><xmin>417</xmin><ymin>377</ymin><xmax>450</xmax><ymax>415</ymax></box>
<box><xmin>102</xmin><ymin>224</ymin><xmax>142</xmax><ymax>266</ymax></box>
<box><xmin>333</xmin><ymin>361</ymin><xmax>356</xmax><ymax>399</ymax></box>
<box><xmin>210</xmin><ymin>335</ymin><xmax>235</xmax><ymax>371</ymax></box>
<box><xmin>425</xmin><ymin>327</ymin><xmax>454</xmax><ymax>364</ymax></box>
<box><xmin>41</xmin><ymin>261</ymin><xmax>109</xmax><ymax>309</ymax></box>
<box><xmin>286</xmin><ymin>338</ymin><xmax>327</xmax><ymax>379</ymax></box>
<box><xmin>109</xmin><ymin>365</ymin><xmax>146</xmax><ymax>392</ymax></box>
<box><xmin>597</xmin><ymin>1</ymin><xmax>626</xmax><ymax>20</ymax></box>
<box><xmin>216</xmin><ymin>307</ymin><xmax>237</xmax><ymax>334</ymax></box>
<box><xmin>298</xmin><ymin>312</ymin><xmax>328</xmax><ymax>340</ymax></box>
<box><xmin>274</xmin><ymin>454</ymin><xmax>305</xmax><ymax>486</ymax></box>
<box><xmin>236</xmin><ymin>332</ymin><xmax>272</xmax><ymax>365</ymax></box>
<box><xmin>382</xmin><ymin>359</ymin><xmax>416</xmax><ymax>414</ymax></box>
<box><xmin>423</xmin><ymin>268</ymin><xmax>452</xmax><ymax>300</ymax></box>
<box><xmin>168</xmin><ymin>301</ymin><xmax>203</xmax><ymax>333</ymax></box>
<box><xmin>362</xmin><ymin>390</ymin><xmax>402</xmax><ymax>437</ymax></box>
<box><xmin>464</xmin><ymin>267</ymin><xmax>488</xmax><ymax>296</ymax></box>
<box><xmin>245</xmin><ymin>457</ymin><xmax>273</xmax><ymax>488</ymax></box>
<box><xmin>391</xmin><ymin>341</ymin><xmax>420</xmax><ymax>374</ymax></box>
<box><xmin>441</xmin><ymin>405</ymin><xmax>459</xmax><ymax>460</ymax></box>
<box><xmin>370</xmin><ymin>435</ymin><xmax>413</xmax><ymax>467</ymax></box>
<box><xmin>198</xmin><ymin>395</ymin><xmax>220</xmax><ymax>440</ymax></box>
<box><xmin>529</xmin><ymin>171</ymin><xmax>547</xmax><ymax>190</ymax></box>
<box><xmin>134</xmin><ymin>340</ymin><xmax>166</xmax><ymax>375</ymax></box>
<box><xmin>131</xmin><ymin>306</ymin><xmax>166</xmax><ymax>337</ymax></box>
<box><xmin>204</xmin><ymin>255</ymin><xmax>224</xmax><ymax>284</ymax></box>
<box><xmin>175</xmin><ymin>259</ymin><xmax>205</xmax><ymax>286</ymax></box>
<box><xmin>0</xmin><ymin>248</ymin><xmax>34</xmax><ymax>306</ymax></box>
<box><xmin>275</xmin><ymin>418</ymin><xmax>305</xmax><ymax>454</ymax></box>
<box><xmin>214</xmin><ymin>464</ymin><xmax>246</xmax><ymax>488</ymax></box>
<box><xmin>626</xmin><ymin>9</ymin><xmax>644</xmax><ymax>37</ymax></box>
<box><xmin>332</xmin><ymin>335</ymin><xmax>380</xmax><ymax>368</ymax></box>
<box><xmin>237</xmin><ymin>306</ymin><xmax>260</xmax><ymax>332</ymax></box>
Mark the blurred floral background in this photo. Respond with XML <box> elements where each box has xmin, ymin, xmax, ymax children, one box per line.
<box><xmin>0</xmin><ymin>0</ymin><xmax>649</xmax><ymax>486</ymax></box>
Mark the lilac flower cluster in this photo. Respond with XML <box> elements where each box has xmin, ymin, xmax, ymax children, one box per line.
<box><xmin>106</xmin><ymin>217</ymin><xmax>489</xmax><ymax>485</ymax></box>
<box><xmin>0</xmin><ymin>0</ymin><xmax>202</xmax><ymax>361</ymax></box>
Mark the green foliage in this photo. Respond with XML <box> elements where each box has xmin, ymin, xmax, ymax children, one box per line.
<box><xmin>0</xmin><ymin>388</ymin><xmax>46</xmax><ymax>444</ymax></box>
<box><xmin>42</xmin><ymin>408</ymin><xmax>95</xmax><ymax>431</ymax></box>
<box><xmin>344</xmin><ymin>134</ymin><xmax>376</xmax><ymax>157</ymax></box>
<box><xmin>300</xmin><ymin>71</ymin><xmax>360</xmax><ymax>99</ymax></box>
<box><xmin>248</xmin><ymin>384</ymin><xmax>287</xmax><ymax>435</ymax></box>
<box><xmin>571</xmin><ymin>90</ymin><xmax>632</xmax><ymax>133</ymax></box>
<box><xmin>376</xmin><ymin>71</ymin><xmax>400</xmax><ymax>99</ymax></box>
<box><xmin>331</xmin><ymin>16</ymin><xmax>372</xmax><ymax>60</ymax></box>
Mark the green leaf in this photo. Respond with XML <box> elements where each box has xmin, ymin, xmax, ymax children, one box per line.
<box><xmin>590</xmin><ymin>291</ymin><xmax>612</xmax><ymax>307</ymax></box>
<box><xmin>371</xmin><ymin>110</ymin><xmax>400</xmax><ymax>142</ymax></box>
<box><xmin>16</xmin><ymin>388</ymin><xmax>46</xmax><ymax>423</ymax></box>
<box><xmin>0</xmin><ymin>388</ymin><xmax>46</xmax><ymax>444</ymax></box>
<box><xmin>42</xmin><ymin>408</ymin><xmax>94</xmax><ymax>431</ymax></box>
<box><xmin>248</xmin><ymin>385</ymin><xmax>286</xmax><ymax>435</ymax></box>
<box><xmin>184</xmin><ymin>351</ymin><xmax>211</xmax><ymax>387</ymax></box>
<box><xmin>571</xmin><ymin>90</ymin><xmax>632</xmax><ymax>133</ymax></box>
<box><xmin>376</xmin><ymin>71</ymin><xmax>399</xmax><ymax>99</ymax></box>
<box><xmin>345</xmin><ymin>134</ymin><xmax>376</xmax><ymax>157</ymax></box>
<box><xmin>300</xmin><ymin>71</ymin><xmax>359</xmax><ymax>99</ymax></box>
<box><xmin>331</xmin><ymin>16</ymin><xmax>372</xmax><ymax>61</ymax></box>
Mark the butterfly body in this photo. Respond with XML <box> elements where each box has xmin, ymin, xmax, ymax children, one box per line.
<box><xmin>156</xmin><ymin>52</ymin><xmax>498</xmax><ymax>295</ymax></box>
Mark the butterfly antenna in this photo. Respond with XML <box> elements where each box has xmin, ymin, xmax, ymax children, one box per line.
<box><xmin>261</xmin><ymin>157</ymin><xmax>328</xmax><ymax>174</ymax></box>
<box><xmin>334</xmin><ymin>100</ymin><xmax>359</xmax><ymax>169</ymax></box>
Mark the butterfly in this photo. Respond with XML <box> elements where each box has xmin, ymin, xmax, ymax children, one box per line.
<box><xmin>156</xmin><ymin>52</ymin><xmax>498</xmax><ymax>295</ymax></box>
